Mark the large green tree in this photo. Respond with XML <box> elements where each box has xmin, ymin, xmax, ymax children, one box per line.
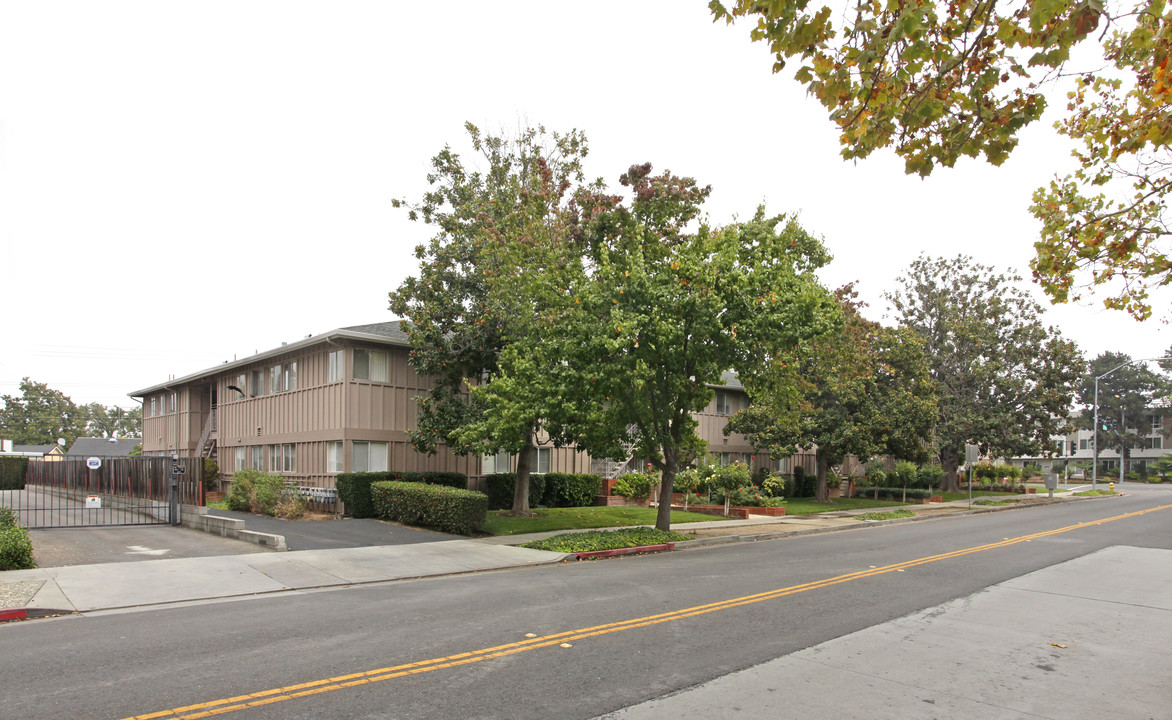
<box><xmin>711</xmin><ymin>0</ymin><xmax>1172</xmax><ymax>319</ymax></box>
<box><xmin>84</xmin><ymin>403</ymin><xmax>142</xmax><ymax>438</ymax></box>
<box><xmin>887</xmin><ymin>256</ymin><xmax>1085</xmax><ymax>490</ymax></box>
<box><xmin>525</xmin><ymin>164</ymin><xmax>840</xmax><ymax>531</ymax></box>
<box><xmin>731</xmin><ymin>285</ymin><xmax>937</xmax><ymax>501</ymax></box>
<box><xmin>0</xmin><ymin>378</ymin><xmax>86</xmax><ymax>447</ymax></box>
<box><xmin>388</xmin><ymin>123</ymin><xmax>589</xmax><ymax>515</ymax></box>
<box><xmin>1076</xmin><ymin>352</ymin><xmax>1171</xmax><ymax>473</ymax></box>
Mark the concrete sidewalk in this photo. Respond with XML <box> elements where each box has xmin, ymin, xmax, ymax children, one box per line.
<box><xmin>598</xmin><ymin>545</ymin><xmax>1172</xmax><ymax>720</ymax></box>
<box><xmin>0</xmin><ymin>540</ymin><xmax>570</xmax><ymax>616</ymax></box>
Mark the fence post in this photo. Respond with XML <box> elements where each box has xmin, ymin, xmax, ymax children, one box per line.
<box><xmin>169</xmin><ymin>453</ymin><xmax>180</xmax><ymax>525</ymax></box>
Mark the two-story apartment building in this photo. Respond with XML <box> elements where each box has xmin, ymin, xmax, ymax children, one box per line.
<box><xmin>1009</xmin><ymin>409</ymin><xmax>1170</xmax><ymax>478</ymax></box>
<box><xmin>130</xmin><ymin>322</ymin><xmax>783</xmax><ymax>497</ymax></box>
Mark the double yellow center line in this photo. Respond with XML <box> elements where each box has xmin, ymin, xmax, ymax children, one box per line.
<box><xmin>125</xmin><ymin>503</ymin><xmax>1171</xmax><ymax>720</ymax></box>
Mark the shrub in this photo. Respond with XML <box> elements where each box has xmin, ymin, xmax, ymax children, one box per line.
<box><xmin>916</xmin><ymin>464</ymin><xmax>945</xmax><ymax>489</ymax></box>
<box><xmin>484</xmin><ymin>472</ymin><xmax>545</xmax><ymax>510</ymax></box>
<box><xmin>613</xmin><ymin>472</ymin><xmax>655</xmax><ymax>500</ymax></box>
<box><xmin>0</xmin><ymin>509</ymin><xmax>34</xmax><ymax>571</ymax></box>
<box><xmin>791</xmin><ymin>466</ymin><xmax>816</xmax><ymax>498</ymax></box>
<box><xmin>892</xmin><ymin>460</ymin><xmax>919</xmax><ymax>487</ymax></box>
<box><xmin>0</xmin><ymin>457</ymin><xmax>28</xmax><ymax>490</ymax></box>
<box><xmin>335</xmin><ymin>472</ymin><xmax>388</xmax><ymax>518</ymax></box>
<box><xmin>203</xmin><ymin>458</ymin><xmax>221</xmax><ymax>491</ymax></box>
<box><xmin>539</xmin><ymin>473</ymin><xmax>601</xmax><ymax>508</ymax></box>
<box><xmin>273</xmin><ymin>489</ymin><xmax>307</xmax><ymax>519</ymax></box>
<box><xmin>370</xmin><ymin>481</ymin><xmax>487</xmax><ymax>535</ymax></box>
<box><xmin>761</xmin><ymin>474</ymin><xmax>788</xmax><ymax>498</ymax></box>
<box><xmin>226</xmin><ymin>468</ymin><xmax>287</xmax><ymax>516</ymax></box>
<box><xmin>389</xmin><ymin>471</ymin><xmax>468</xmax><ymax>490</ymax></box>
<box><xmin>1021</xmin><ymin>463</ymin><xmax>1042</xmax><ymax>480</ymax></box>
<box><xmin>522</xmin><ymin>527</ymin><xmax>690</xmax><ymax>553</ymax></box>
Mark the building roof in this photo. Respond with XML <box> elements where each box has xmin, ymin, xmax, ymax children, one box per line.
<box><xmin>66</xmin><ymin>437</ymin><xmax>143</xmax><ymax>457</ymax></box>
<box><xmin>13</xmin><ymin>444</ymin><xmax>62</xmax><ymax>455</ymax></box>
<box><xmin>129</xmin><ymin>320</ymin><xmax>411</xmax><ymax>397</ymax></box>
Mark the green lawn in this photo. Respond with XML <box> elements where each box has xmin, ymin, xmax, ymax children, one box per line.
<box><xmin>483</xmin><ymin>507</ymin><xmax>718</xmax><ymax>535</ymax></box>
<box><xmin>781</xmin><ymin>497</ymin><xmax>907</xmax><ymax>515</ymax></box>
<box><xmin>938</xmin><ymin>490</ymin><xmax>1020</xmax><ymax>502</ymax></box>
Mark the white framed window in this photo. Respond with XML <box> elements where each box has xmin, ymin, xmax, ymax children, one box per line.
<box><xmin>1149</xmin><ymin>436</ymin><xmax>1164</xmax><ymax>450</ymax></box>
<box><xmin>282</xmin><ymin>444</ymin><xmax>296</xmax><ymax>473</ymax></box>
<box><xmin>234</xmin><ymin>374</ymin><xmax>247</xmax><ymax>400</ymax></box>
<box><xmin>328</xmin><ymin>350</ymin><xmax>344</xmax><ymax>382</ymax></box>
<box><xmin>535</xmin><ymin>447</ymin><xmax>552</xmax><ymax>474</ymax></box>
<box><xmin>250</xmin><ymin>369</ymin><xmax>265</xmax><ymax>397</ymax></box>
<box><xmin>250</xmin><ymin>446</ymin><xmax>264</xmax><ymax>470</ymax></box>
<box><xmin>235</xmin><ymin>446</ymin><xmax>245</xmax><ymax>472</ymax></box>
<box><xmin>269</xmin><ymin>363</ymin><xmax>298</xmax><ymax>393</ymax></box>
<box><xmin>771</xmin><ymin>456</ymin><xmax>789</xmax><ymax>473</ymax></box>
<box><xmin>168</xmin><ymin>392</ymin><xmax>177</xmax><ymax>414</ymax></box>
<box><xmin>353</xmin><ymin>348</ymin><xmax>389</xmax><ymax>382</ymax></box>
<box><xmin>483</xmin><ymin>452</ymin><xmax>512</xmax><ymax>475</ymax></box>
<box><xmin>352</xmin><ymin>441</ymin><xmax>388</xmax><ymax>473</ymax></box>
<box><xmin>1152</xmin><ymin>415</ymin><xmax>1163</xmax><ymax>432</ymax></box>
<box><xmin>149</xmin><ymin>397</ymin><xmax>157</xmax><ymax>417</ymax></box>
<box><xmin>1080</xmin><ymin>438</ymin><xmax>1089</xmax><ymax>450</ymax></box>
<box><xmin>286</xmin><ymin>362</ymin><xmax>297</xmax><ymax>391</ymax></box>
<box><xmin>268</xmin><ymin>444</ymin><xmax>281</xmax><ymax>472</ymax></box>
<box><xmin>326</xmin><ymin>441</ymin><xmax>343</xmax><ymax>473</ymax></box>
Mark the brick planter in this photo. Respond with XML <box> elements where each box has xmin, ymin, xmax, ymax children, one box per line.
<box><xmin>205</xmin><ymin>491</ymin><xmax>226</xmax><ymax>504</ymax></box>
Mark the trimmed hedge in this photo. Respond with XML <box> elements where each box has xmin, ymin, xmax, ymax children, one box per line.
<box><xmin>0</xmin><ymin>507</ymin><xmax>35</xmax><ymax>571</ymax></box>
<box><xmin>484</xmin><ymin>473</ymin><xmax>544</xmax><ymax>511</ymax></box>
<box><xmin>336</xmin><ymin>471</ymin><xmax>469</xmax><ymax>517</ymax></box>
<box><xmin>538</xmin><ymin>473</ymin><xmax>602</xmax><ymax>508</ymax></box>
<box><xmin>0</xmin><ymin>456</ymin><xmax>28</xmax><ymax>490</ymax></box>
<box><xmin>853</xmin><ymin>487</ymin><xmax>932</xmax><ymax>501</ymax></box>
<box><xmin>370</xmin><ymin>481</ymin><xmax>487</xmax><ymax>536</ymax></box>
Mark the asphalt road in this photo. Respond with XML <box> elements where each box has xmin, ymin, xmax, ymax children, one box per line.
<box><xmin>3</xmin><ymin>485</ymin><xmax>1170</xmax><ymax>720</ymax></box>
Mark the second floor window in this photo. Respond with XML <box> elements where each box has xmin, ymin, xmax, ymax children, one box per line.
<box><xmin>250</xmin><ymin>370</ymin><xmax>265</xmax><ymax>397</ymax></box>
<box><xmin>328</xmin><ymin>350</ymin><xmax>344</xmax><ymax>382</ymax></box>
<box><xmin>354</xmin><ymin>349</ymin><xmax>389</xmax><ymax>383</ymax></box>
<box><xmin>715</xmin><ymin>391</ymin><xmax>733</xmax><ymax>415</ymax></box>
<box><xmin>270</xmin><ymin>363</ymin><xmax>298</xmax><ymax>393</ymax></box>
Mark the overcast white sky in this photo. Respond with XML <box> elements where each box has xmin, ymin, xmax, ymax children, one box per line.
<box><xmin>1</xmin><ymin>1</ymin><xmax>1168</xmax><ymax>410</ymax></box>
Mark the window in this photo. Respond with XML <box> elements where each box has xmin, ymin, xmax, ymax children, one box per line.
<box><xmin>268</xmin><ymin>444</ymin><xmax>281</xmax><ymax>472</ymax></box>
<box><xmin>1149</xmin><ymin>436</ymin><xmax>1164</xmax><ymax>450</ymax></box>
<box><xmin>1153</xmin><ymin>415</ymin><xmax>1164</xmax><ymax>432</ymax></box>
<box><xmin>250</xmin><ymin>446</ymin><xmax>264</xmax><ymax>470</ymax></box>
<box><xmin>149</xmin><ymin>397</ymin><xmax>157</xmax><ymax>417</ymax></box>
<box><xmin>484</xmin><ymin>451</ymin><xmax>511</xmax><ymax>475</ymax></box>
<box><xmin>719</xmin><ymin>452</ymin><xmax>746</xmax><ymax>467</ymax></box>
<box><xmin>535</xmin><ymin>447</ymin><xmax>552</xmax><ymax>474</ymax></box>
<box><xmin>250</xmin><ymin>369</ymin><xmax>265</xmax><ymax>397</ymax></box>
<box><xmin>328</xmin><ymin>350</ymin><xmax>344</xmax><ymax>382</ymax></box>
<box><xmin>771</xmin><ymin>456</ymin><xmax>789</xmax><ymax>473</ymax></box>
<box><xmin>327</xmin><ymin>441</ymin><xmax>343</xmax><ymax>473</ymax></box>
<box><xmin>235</xmin><ymin>446</ymin><xmax>245</xmax><ymax>472</ymax></box>
<box><xmin>235</xmin><ymin>374</ymin><xmax>247</xmax><ymax>399</ymax></box>
<box><xmin>282</xmin><ymin>444</ymin><xmax>296</xmax><ymax>473</ymax></box>
<box><xmin>1080</xmin><ymin>438</ymin><xmax>1089</xmax><ymax>450</ymax></box>
<box><xmin>353</xmin><ymin>348</ymin><xmax>389</xmax><ymax>382</ymax></box>
<box><xmin>715</xmin><ymin>391</ymin><xmax>733</xmax><ymax>415</ymax></box>
<box><xmin>168</xmin><ymin>392</ymin><xmax>177</xmax><ymax>414</ymax></box>
<box><xmin>352</xmin><ymin>441</ymin><xmax>388</xmax><ymax>472</ymax></box>
<box><xmin>270</xmin><ymin>363</ymin><xmax>298</xmax><ymax>393</ymax></box>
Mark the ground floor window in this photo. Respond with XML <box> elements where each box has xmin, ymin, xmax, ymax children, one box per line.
<box><xmin>326</xmin><ymin>441</ymin><xmax>343</xmax><ymax>473</ymax></box>
<box><xmin>483</xmin><ymin>451</ymin><xmax>511</xmax><ymax>475</ymax></box>
<box><xmin>535</xmin><ymin>447</ymin><xmax>551</xmax><ymax>474</ymax></box>
<box><xmin>353</xmin><ymin>441</ymin><xmax>388</xmax><ymax>473</ymax></box>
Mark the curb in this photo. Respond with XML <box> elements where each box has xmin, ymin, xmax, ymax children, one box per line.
<box><xmin>0</xmin><ymin>606</ymin><xmax>28</xmax><ymax>622</ymax></box>
<box><xmin>575</xmin><ymin>543</ymin><xmax>675</xmax><ymax>559</ymax></box>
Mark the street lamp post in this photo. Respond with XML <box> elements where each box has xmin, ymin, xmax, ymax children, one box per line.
<box><xmin>1092</xmin><ymin>356</ymin><xmax>1172</xmax><ymax>489</ymax></box>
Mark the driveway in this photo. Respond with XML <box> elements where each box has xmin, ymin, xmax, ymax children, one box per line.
<box><xmin>205</xmin><ymin>509</ymin><xmax>452</xmax><ymax>551</ymax></box>
<box><xmin>29</xmin><ymin>525</ymin><xmax>273</xmax><ymax>568</ymax></box>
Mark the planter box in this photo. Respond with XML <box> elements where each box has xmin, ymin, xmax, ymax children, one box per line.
<box><xmin>205</xmin><ymin>491</ymin><xmax>226</xmax><ymax>504</ymax></box>
<box><xmin>594</xmin><ymin>495</ymin><xmax>649</xmax><ymax>507</ymax></box>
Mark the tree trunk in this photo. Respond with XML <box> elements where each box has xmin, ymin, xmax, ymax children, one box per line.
<box><xmin>508</xmin><ymin>424</ymin><xmax>537</xmax><ymax>517</ymax></box>
<box><xmin>814</xmin><ymin>452</ymin><xmax>830</xmax><ymax>502</ymax></box>
<box><xmin>940</xmin><ymin>446</ymin><xmax>960</xmax><ymax>493</ymax></box>
<box><xmin>654</xmin><ymin>451</ymin><xmax>678</xmax><ymax>532</ymax></box>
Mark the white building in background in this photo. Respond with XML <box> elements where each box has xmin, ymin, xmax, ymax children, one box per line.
<box><xmin>1008</xmin><ymin>408</ymin><xmax>1169</xmax><ymax>478</ymax></box>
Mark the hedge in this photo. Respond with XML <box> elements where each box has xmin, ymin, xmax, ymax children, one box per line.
<box><xmin>852</xmin><ymin>487</ymin><xmax>932</xmax><ymax>501</ymax></box>
<box><xmin>484</xmin><ymin>473</ymin><xmax>544</xmax><ymax>511</ymax></box>
<box><xmin>0</xmin><ymin>507</ymin><xmax>35</xmax><ymax>571</ymax></box>
<box><xmin>370</xmin><ymin>481</ymin><xmax>487</xmax><ymax>536</ymax></box>
<box><xmin>0</xmin><ymin>456</ymin><xmax>28</xmax><ymax>490</ymax></box>
<box><xmin>336</xmin><ymin>471</ymin><xmax>469</xmax><ymax>517</ymax></box>
<box><xmin>538</xmin><ymin>473</ymin><xmax>602</xmax><ymax>508</ymax></box>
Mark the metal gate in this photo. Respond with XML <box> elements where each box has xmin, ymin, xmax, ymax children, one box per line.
<box><xmin>0</xmin><ymin>456</ymin><xmax>203</xmax><ymax>529</ymax></box>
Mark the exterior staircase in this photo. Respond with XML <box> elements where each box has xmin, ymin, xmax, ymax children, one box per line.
<box><xmin>196</xmin><ymin>407</ymin><xmax>218</xmax><ymax>460</ymax></box>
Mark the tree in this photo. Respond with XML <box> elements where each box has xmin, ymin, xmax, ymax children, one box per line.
<box><xmin>537</xmin><ymin>164</ymin><xmax>840</xmax><ymax>531</ymax></box>
<box><xmin>887</xmin><ymin>256</ymin><xmax>1085</xmax><ymax>491</ymax></box>
<box><xmin>0</xmin><ymin>378</ymin><xmax>86</xmax><ymax>447</ymax></box>
<box><xmin>388</xmin><ymin>123</ymin><xmax>590</xmax><ymax>515</ymax></box>
<box><xmin>711</xmin><ymin>1</ymin><xmax>1171</xmax><ymax>319</ymax></box>
<box><xmin>83</xmin><ymin>404</ymin><xmax>141</xmax><ymax>438</ymax></box>
<box><xmin>731</xmin><ymin>285</ymin><xmax>937</xmax><ymax>501</ymax></box>
<box><xmin>1076</xmin><ymin>351</ymin><xmax>1171</xmax><ymax>475</ymax></box>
